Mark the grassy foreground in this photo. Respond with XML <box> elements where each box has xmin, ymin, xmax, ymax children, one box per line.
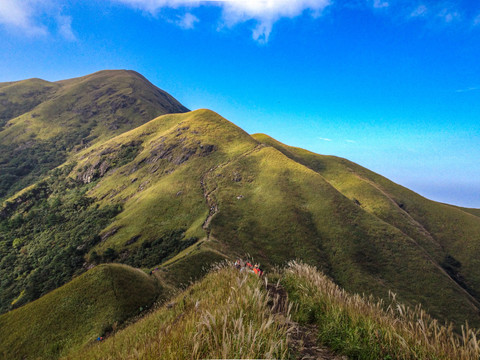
<box><xmin>60</xmin><ymin>261</ymin><xmax>480</xmax><ymax>360</ymax></box>
<box><xmin>283</xmin><ymin>262</ymin><xmax>480</xmax><ymax>360</ymax></box>
<box><xmin>65</xmin><ymin>264</ymin><xmax>291</xmax><ymax>360</ymax></box>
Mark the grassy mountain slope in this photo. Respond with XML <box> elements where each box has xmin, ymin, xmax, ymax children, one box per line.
<box><xmin>0</xmin><ymin>78</ymin><xmax>59</xmax><ymax>130</ymax></box>
<box><xmin>0</xmin><ymin>263</ymin><xmax>160</xmax><ymax>360</ymax></box>
<box><xmin>206</xmin><ymin>134</ymin><xmax>480</xmax><ymax>326</ymax></box>
<box><xmin>0</xmin><ymin>70</ymin><xmax>188</xmax><ymax>199</ymax></box>
<box><xmin>65</xmin><ymin>263</ymin><xmax>480</xmax><ymax>360</ymax></box>
<box><xmin>2</xmin><ymin>71</ymin><xmax>480</xmax><ymax>338</ymax></box>
<box><xmin>458</xmin><ymin>207</ymin><xmax>480</xmax><ymax>217</ymax></box>
<box><xmin>14</xmin><ymin>108</ymin><xmax>473</xmax><ymax>327</ymax></box>
<box><xmin>253</xmin><ymin>134</ymin><xmax>480</xmax><ymax>323</ymax></box>
<box><xmin>64</xmin><ymin>265</ymin><xmax>291</xmax><ymax>360</ymax></box>
<box><xmin>77</xmin><ymin>109</ymin><xmax>257</xmax><ymax>251</ymax></box>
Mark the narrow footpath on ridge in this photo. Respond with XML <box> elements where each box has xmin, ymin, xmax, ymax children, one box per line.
<box><xmin>266</xmin><ymin>283</ymin><xmax>348</xmax><ymax>360</ymax></box>
<box><xmin>200</xmin><ymin>144</ymin><xmax>264</xmax><ymax>240</ymax></box>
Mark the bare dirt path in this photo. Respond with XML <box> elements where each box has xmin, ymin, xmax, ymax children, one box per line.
<box><xmin>266</xmin><ymin>283</ymin><xmax>347</xmax><ymax>360</ymax></box>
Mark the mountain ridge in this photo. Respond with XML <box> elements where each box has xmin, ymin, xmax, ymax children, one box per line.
<box><xmin>42</xmin><ymin>107</ymin><xmax>479</xmax><ymax>326</ymax></box>
<box><xmin>1</xmin><ymin>71</ymin><xmax>480</xmax><ymax>348</ymax></box>
<box><xmin>0</xmin><ymin>69</ymin><xmax>188</xmax><ymax>200</ymax></box>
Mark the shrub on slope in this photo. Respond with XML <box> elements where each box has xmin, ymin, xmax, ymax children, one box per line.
<box><xmin>0</xmin><ymin>166</ymin><xmax>121</xmax><ymax>314</ymax></box>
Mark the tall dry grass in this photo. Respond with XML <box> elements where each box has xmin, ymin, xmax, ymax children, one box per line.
<box><xmin>284</xmin><ymin>261</ymin><xmax>480</xmax><ymax>360</ymax></box>
<box><xmin>64</xmin><ymin>263</ymin><xmax>292</xmax><ymax>360</ymax></box>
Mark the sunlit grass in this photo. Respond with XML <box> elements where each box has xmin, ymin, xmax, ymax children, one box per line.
<box><xmin>283</xmin><ymin>261</ymin><xmax>480</xmax><ymax>360</ymax></box>
<box><xmin>65</xmin><ymin>264</ymin><xmax>292</xmax><ymax>360</ymax></box>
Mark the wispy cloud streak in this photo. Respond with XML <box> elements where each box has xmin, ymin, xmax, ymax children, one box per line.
<box><xmin>410</xmin><ymin>5</ymin><xmax>428</xmax><ymax>18</ymax></box>
<box><xmin>113</xmin><ymin>0</ymin><xmax>331</xmax><ymax>42</ymax></box>
<box><xmin>373</xmin><ymin>0</ymin><xmax>389</xmax><ymax>9</ymax></box>
<box><xmin>474</xmin><ymin>14</ymin><xmax>480</xmax><ymax>26</ymax></box>
<box><xmin>455</xmin><ymin>86</ymin><xmax>480</xmax><ymax>93</ymax></box>
<box><xmin>177</xmin><ymin>12</ymin><xmax>199</xmax><ymax>29</ymax></box>
<box><xmin>0</xmin><ymin>0</ymin><xmax>47</xmax><ymax>35</ymax></box>
<box><xmin>57</xmin><ymin>15</ymin><xmax>76</xmax><ymax>41</ymax></box>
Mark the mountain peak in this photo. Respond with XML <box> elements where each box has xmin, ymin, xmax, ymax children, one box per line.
<box><xmin>0</xmin><ymin>70</ymin><xmax>189</xmax><ymax>199</ymax></box>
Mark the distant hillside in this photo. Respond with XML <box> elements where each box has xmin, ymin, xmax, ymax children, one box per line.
<box><xmin>0</xmin><ymin>263</ymin><xmax>160</xmax><ymax>360</ymax></box>
<box><xmin>458</xmin><ymin>207</ymin><xmax>480</xmax><ymax>218</ymax></box>
<box><xmin>1</xmin><ymin>71</ymin><xmax>480</xmax><ymax>335</ymax></box>
<box><xmin>0</xmin><ymin>70</ymin><xmax>188</xmax><ymax>199</ymax></box>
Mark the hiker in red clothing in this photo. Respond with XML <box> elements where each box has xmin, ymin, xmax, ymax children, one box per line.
<box><xmin>234</xmin><ymin>259</ymin><xmax>263</xmax><ymax>276</ymax></box>
<box><xmin>253</xmin><ymin>264</ymin><xmax>264</xmax><ymax>277</ymax></box>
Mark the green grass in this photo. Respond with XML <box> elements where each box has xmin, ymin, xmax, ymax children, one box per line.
<box><xmin>0</xmin><ymin>70</ymin><xmax>188</xmax><ymax>200</ymax></box>
<box><xmin>0</xmin><ymin>263</ymin><xmax>161</xmax><ymax>360</ymax></box>
<box><xmin>75</xmin><ymin>109</ymin><xmax>257</xmax><ymax>252</ymax></box>
<box><xmin>456</xmin><ymin>206</ymin><xmax>480</xmax><ymax>218</ymax></box>
<box><xmin>64</xmin><ymin>264</ymin><xmax>291</xmax><ymax>360</ymax></box>
<box><xmin>2</xmin><ymin>85</ymin><xmax>480</xmax><ymax>333</ymax></box>
<box><xmin>253</xmin><ymin>133</ymin><xmax>480</xmax><ymax>327</ymax></box>
<box><xmin>0</xmin><ymin>78</ymin><xmax>58</xmax><ymax>130</ymax></box>
<box><xmin>40</xmin><ymin>261</ymin><xmax>480</xmax><ymax>360</ymax></box>
<box><xmin>283</xmin><ymin>261</ymin><xmax>480</xmax><ymax>360</ymax></box>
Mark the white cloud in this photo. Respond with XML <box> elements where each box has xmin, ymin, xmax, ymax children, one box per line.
<box><xmin>319</xmin><ymin>137</ymin><xmax>332</xmax><ymax>141</ymax></box>
<box><xmin>0</xmin><ymin>0</ymin><xmax>78</xmax><ymax>39</ymax></box>
<box><xmin>372</xmin><ymin>0</ymin><xmax>389</xmax><ymax>9</ymax></box>
<box><xmin>346</xmin><ymin>139</ymin><xmax>356</xmax><ymax>143</ymax></box>
<box><xmin>57</xmin><ymin>15</ymin><xmax>76</xmax><ymax>41</ymax></box>
<box><xmin>474</xmin><ymin>14</ymin><xmax>480</xmax><ymax>26</ymax></box>
<box><xmin>410</xmin><ymin>5</ymin><xmax>427</xmax><ymax>18</ymax></box>
<box><xmin>113</xmin><ymin>0</ymin><xmax>331</xmax><ymax>42</ymax></box>
<box><xmin>455</xmin><ymin>86</ymin><xmax>480</xmax><ymax>93</ymax></box>
<box><xmin>437</xmin><ymin>8</ymin><xmax>460</xmax><ymax>23</ymax></box>
<box><xmin>177</xmin><ymin>12</ymin><xmax>198</xmax><ymax>29</ymax></box>
<box><xmin>0</xmin><ymin>0</ymin><xmax>47</xmax><ymax>35</ymax></box>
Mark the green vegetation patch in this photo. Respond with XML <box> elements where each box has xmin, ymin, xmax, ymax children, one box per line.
<box><xmin>0</xmin><ymin>133</ymin><xmax>87</xmax><ymax>200</ymax></box>
<box><xmin>162</xmin><ymin>248</ymin><xmax>227</xmax><ymax>286</ymax></box>
<box><xmin>0</xmin><ymin>166</ymin><xmax>121</xmax><ymax>314</ymax></box>
<box><xmin>94</xmin><ymin>229</ymin><xmax>199</xmax><ymax>268</ymax></box>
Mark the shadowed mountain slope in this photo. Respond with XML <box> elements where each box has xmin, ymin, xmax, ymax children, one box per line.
<box><xmin>0</xmin><ymin>70</ymin><xmax>188</xmax><ymax>199</ymax></box>
<box><xmin>0</xmin><ymin>263</ymin><xmax>160</xmax><ymax>360</ymax></box>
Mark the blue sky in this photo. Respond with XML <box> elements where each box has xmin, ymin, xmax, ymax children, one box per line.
<box><xmin>1</xmin><ymin>0</ymin><xmax>480</xmax><ymax>207</ymax></box>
